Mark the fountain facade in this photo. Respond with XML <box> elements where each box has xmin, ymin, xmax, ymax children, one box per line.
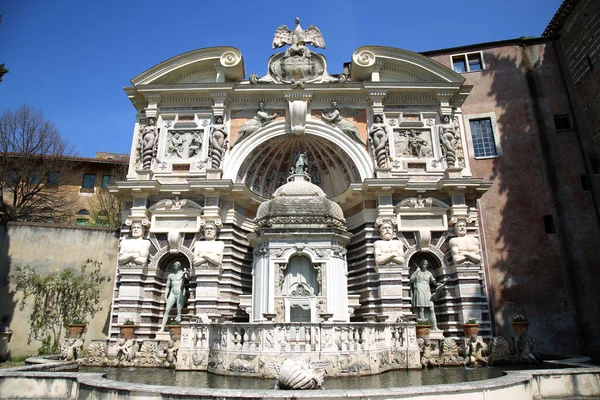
<box><xmin>107</xmin><ymin>19</ymin><xmax>492</xmax><ymax>376</ymax></box>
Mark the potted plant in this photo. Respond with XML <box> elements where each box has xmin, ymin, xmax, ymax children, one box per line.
<box><xmin>119</xmin><ymin>318</ymin><xmax>137</xmax><ymax>340</ymax></box>
<box><xmin>68</xmin><ymin>317</ymin><xmax>87</xmax><ymax>339</ymax></box>
<box><xmin>512</xmin><ymin>315</ymin><xmax>529</xmax><ymax>336</ymax></box>
<box><xmin>461</xmin><ymin>316</ymin><xmax>479</xmax><ymax>337</ymax></box>
<box><xmin>167</xmin><ymin>320</ymin><xmax>182</xmax><ymax>340</ymax></box>
<box><xmin>415</xmin><ymin>319</ymin><xmax>432</xmax><ymax>338</ymax></box>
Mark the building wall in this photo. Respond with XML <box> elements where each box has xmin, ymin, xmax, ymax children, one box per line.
<box><xmin>0</xmin><ymin>223</ymin><xmax>118</xmax><ymax>357</ymax></box>
<box><xmin>427</xmin><ymin>39</ymin><xmax>600</xmax><ymax>354</ymax></box>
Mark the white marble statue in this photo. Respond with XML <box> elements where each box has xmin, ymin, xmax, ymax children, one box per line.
<box><xmin>374</xmin><ymin>221</ymin><xmax>404</xmax><ymax>266</ymax></box>
<box><xmin>320</xmin><ymin>101</ymin><xmax>364</xmax><ymax>145</ymax></box>
<box><xmin>449</xmin><ymin>220</ymin><xmax>481</xmax><ymax>265</ymax></box>
<box><xmin>192</xmin><ymin>223</ymin><xmax>224</xmax><ymax>268</ymax></box>
<box><xmin>160</xmin><ymin>261</ymin><xmax>189</xmax><ymax>331</ymax></box>
<box><xmin>232</xmin><ymin>102</ymin><xmax>277</xmax><ymax>147</ymax></box>
<box><xmin>409</xmin><ymin>259</ymin><xmax>442</xmax><ymax>329</ymax></box>
<box><xmin>118</xmin><ymin>222</ymin><xmax>151</xmax><ymax>268</ymax></box>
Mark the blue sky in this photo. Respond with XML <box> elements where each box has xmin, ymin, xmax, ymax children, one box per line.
<box><xmin>0</xmin><ymin>0</ymin><xmax>562</xmax><ymax>158</ymax></box>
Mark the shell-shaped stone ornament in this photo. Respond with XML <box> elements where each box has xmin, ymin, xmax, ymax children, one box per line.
<box><xmin>263</xmin><ymin>359</ymin><xmax>328</xmax><ymax>390</ymax></box>
<box><xmin>278</xmin><ymin>359</ymin><xmax>324</xmax><ymax>390</ymax></box>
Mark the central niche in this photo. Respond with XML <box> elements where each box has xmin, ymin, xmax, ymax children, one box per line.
<box><xmin>236</xmin><ymin>134</ymin><xmax>361</xmax><ymax>198</ymax></box>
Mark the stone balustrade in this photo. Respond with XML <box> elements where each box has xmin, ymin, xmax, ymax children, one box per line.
<box><xmin>176</xmin><ymin>321</ymin><xmax>420</xmax><ymax>376</ymax></box>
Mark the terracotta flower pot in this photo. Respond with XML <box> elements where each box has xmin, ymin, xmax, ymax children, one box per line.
<box><xmin>416</xmin><ymin>325</ymin><xmax>432</xmax><ymax>338</ymax></box>
<box><xmin>167</xmin><ymin>324</ymin><xmax>182</xmax><ymax>340</ymax></box>
<box><xmin>512</xmin><ymin>321</ymin><xmax>529</xmax><ymax>336</ymax></box>
<box><xmin>461</xmin><ymin>323</ymin><xmax>480</xmax><ymax>337</ymax></box>
<box><xmin>120</xmin><ymin>325</ymin><xmax>137</xmax><ymax>340</ymax></box>
<box><xmin>68</xmin><ymin>324</ymin><xmax>86</xmax><ymax>339</ymax></box>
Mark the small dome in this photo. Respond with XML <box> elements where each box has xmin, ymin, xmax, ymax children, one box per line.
<box><xmin>272</xmin><ymin>177</ymin><xmax>325</xmax><ymax>197</ymax></box>
<box><xmin>255</xmin><ymin>174</ymin><xmax>345</xmax><ymax>228</ymax></box>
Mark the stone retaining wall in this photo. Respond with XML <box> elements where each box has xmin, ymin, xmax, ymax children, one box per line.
<box><xmin>0</xmin><ymin>222</ymin><xmax>119</xmax><ymax>357</ymax></box>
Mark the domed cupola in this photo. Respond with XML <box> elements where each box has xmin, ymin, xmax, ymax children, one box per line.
<box><xmin>246</xmin><ymin>152</ymin><xmax>356</xmax><ymax>324</ymax></box>
<box><xmin>255</xmin><ymin>168</ymin><xmax>345</xmax><ymax>228</ymax></box>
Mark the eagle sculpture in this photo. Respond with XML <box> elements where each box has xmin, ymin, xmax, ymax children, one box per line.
<box><xmin>272</xmin><ymin>18</ymin><xmax>326</xmax><ymax>50</ymax></box>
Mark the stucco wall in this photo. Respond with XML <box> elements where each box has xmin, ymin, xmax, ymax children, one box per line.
<box><xmin>0</xmin><ymin>222</ymin><xmax>118</xmax><ymax>357</ymax></box>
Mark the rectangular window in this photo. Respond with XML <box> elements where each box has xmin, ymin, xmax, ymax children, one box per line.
<box><xmin>48</xmin><ymin>171</ymin><xmax>60</xmax><ymax>186</ymax></box>
<box><xmin>29</xmin><ymin>171</ymin><xmax>42</xmax><ymax>185</ymax></box>
<box><xmin>101</xmin><ymin>175</ymin><xmax>114</xmax><ymax>189</ymax></box>
<box><xmin>553</xmin><ymin>114</ymin><xmax>572</xmax><ymax>130</ymax></box>
<box><xmin>543</xmin><ymin>215</ymin><xmax>556</xmax><ymax>234</ymax></box>
<box><xmin>468</xmin><ymin>53</ymin><xmax>483</xmax><ymax>71</ymax></box>
<box><xmin>81</xmin><ymin>174</ymin><xmax>96</xmax><ymax>189</ymax></box>
<box><xmin>469</xmin><ymin>118</ymin><xmax>497</xmax><ymax>158</ymax></box>
<box><xmin>590</xmin><ymin>157</ymin><xmax>600</xmax><ymax>174</ymax></box>
<box><xmin>8</xmin><ymin>170</ymin><xmax>19</xmax><ymax>184</ymax></box>
<box><xmin>452</xmin><ymin>52</ymin><xmax>484</xmax><ymax>73</ymax></box>
<box><xmin>581</xmin><ymin>175</ymin><xmax>591</xmax><ymax>191</ymax></box>
<box><xmin>452</xmin><ymin>55</ymin><xmax>467</xmax><ymax>73</ymax></box>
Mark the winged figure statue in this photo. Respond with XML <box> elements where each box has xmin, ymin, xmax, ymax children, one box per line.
<box><xmin>272</xmin><ymin>18</ymin><xmax>326</xmax><ymax>58</ymax></box>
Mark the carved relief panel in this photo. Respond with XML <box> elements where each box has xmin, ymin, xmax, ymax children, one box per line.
<box><xmin>393</xmin><ymin>129</ymin><xmax>434</xmax><ymax>159</ymax></box>
<box><xmin>165</xmin><ymin>129</ymin><xmax>203</xmax><ymax>159</ymax></box>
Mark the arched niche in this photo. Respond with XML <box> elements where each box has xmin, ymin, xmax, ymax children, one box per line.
<box><xmin>407</xmin><ymin>251</ymin><xmax>442</xmax><ymax>279</ymax></box>
<box><xmin>155</xmin><ymin>253</ymin><xmax>192</xmax><ymax>280</ymax></box>
<box><xmin>223</xmin><ymin>120</ymin><xmax>373</xmax><ymax>198</ymax></box>
<box><xmin>283</xmin><ymin>256</ymin><xmax>319</xmax><ymax>297</ymax></box>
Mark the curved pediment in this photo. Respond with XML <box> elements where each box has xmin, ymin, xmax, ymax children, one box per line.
<box><xmin>351</xmin><ymin>46</ymin><xmax>464</xmax><ymax>84</ymax></box>
<box><xmin>130</xmin><ymin>47</ymin><xmax>245</xmax><ymax>86</ymax></box>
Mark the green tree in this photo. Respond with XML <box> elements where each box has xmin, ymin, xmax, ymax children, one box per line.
<box><xmin>11</xmin><ymin>260</ymin><xmax>111</xmax><ymax>355</ymax></box>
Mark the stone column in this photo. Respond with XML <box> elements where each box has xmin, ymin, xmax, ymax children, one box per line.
<box><xmin>252</xmin><ymin>245</ymin><xmax>270</xmax><ymax>321</ymax></box>
<box><xmin>327</xmin><ymin>247</ymin><xmax>350</xmax><ymax>322</ymax></box>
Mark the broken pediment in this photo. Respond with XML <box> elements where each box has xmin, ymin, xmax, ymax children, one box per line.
<box><xmin>351</xmin><ymin>46</ymin><xmax>465</xmax><ymax>84</ymax></box>
<box><xmin>129</xmin><ymin>47</ymin><xmax>244</xmax><ymax>86</ymax></box>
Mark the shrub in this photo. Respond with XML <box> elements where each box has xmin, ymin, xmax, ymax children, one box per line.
<box><xmin>11</xmin><ymin>259</ymin><xmax>110</xmax><ymax>355</ymax></box>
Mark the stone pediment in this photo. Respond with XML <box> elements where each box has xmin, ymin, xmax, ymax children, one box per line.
<box><xmin>351</xmin><ymin>46</ymin><xmax>465</xmax><ymax>84</ymax></box>
<box><xmin>129</xmin><ymin>47</ymin><xmax>244</xmax><ymax>86</ymax></box>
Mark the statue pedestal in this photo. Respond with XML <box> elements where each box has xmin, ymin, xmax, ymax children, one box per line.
<box><xmin>206</xmin><ymin>169</ymin><xmax>222</xmax><ymax>179</ymax></box>
<box><xmin>444</xmin><ymin>166</ymin><xmax>463</xmax><ymax>179</ymax></box>
<box><xmin>155</xmin><ymin>332</ymin><xmax>172</xmax><ymax>342</ymax></box>
<box><xmin>429</xmin><ymin>329</ymin><xmax>444</xmax><ymax>340</ymax></box>
<box><xmin>375</xmin><ymin>168</ymin><xmax>392</xmax><ymax>178</ymax></box>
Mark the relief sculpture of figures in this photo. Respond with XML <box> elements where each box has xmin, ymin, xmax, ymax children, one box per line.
<box><xmin>231</xmin><ymin>102</ymin><xmax>277</xmax><ymax>148</ymax></box>
<box><xmin>320</xmin><ymin>102</ymin><xmax>365</xmax><ymax>145</ymax></box>
<box><xmin>210</xmin><ymin>115</ymin><xmax>228</xmax><ymax>169</ymax></box>
<box><xmin>139</xmin><ymin>117</ymin><xmax>158</xmax><ymax>170</ymax></box>
<box><xmin>374</xmin><ymin>221</ymin><xmax>404</xmax><ymax>266</ymax></box>
<box><xmin>160</xmin><ymin>261</ymin><xmax>189</xmax><ymax>331</ymax></box>
<box><xmin>167</xmin><ymin>130</ymin><xmax>203</xmax><ymax>159</ymax></box>
<box><xmin>118</xmin><ymin>221</ymin><xmax>151</xmax><ymax>268</ymax></box>
<box><xmin>409</xmin><ymin>259</ymin><xmax>442</xmax><ymax>330</ymax></box>
<box><xmin>369</xmin><ymin>114</ymin><xmax>389</xmax><ymax>168</ymax></box>
<box><xmin>406</xmin><ymin>130</ymin><xmax>428</xmax><ymax>158</ymax></box>
<box><xmin>438</xmin><ymin>115</ymin><xmax>457</xmax><ymax>167</ymax></box>
<box><xmin>192</xmin><ymin>222</ymin><xmax>224</xmax><ymax>268</ymax></box>
<box><xmin>449</xmin><ymin>220</ymin><xmax>481</xmax><ymax>265</ymax></box>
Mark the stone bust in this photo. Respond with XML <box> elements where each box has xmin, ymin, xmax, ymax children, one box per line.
<box><xmin>118</xmin><ymin>222</ymin><xmax>151</xmax><ymax>268</ymax></box>
<box><xmin>192</xmin><ymin>223</ymin><xmax>224</xmax><ymax>268</ymax></box>
<box><xmin>374</xmin><ymin>221</ymin><xmax>405</xmax><ymax>266</ymax></box>
<box><xmin>449</xmin><ymin>220</ymin><xmax>481</xmax><ymax>265</ymax></box>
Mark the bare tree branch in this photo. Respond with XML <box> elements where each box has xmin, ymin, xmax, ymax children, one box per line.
<box><xmin>0</xmin><ymin>105</ymin><xmax>78</xmax><ymax>224</ymax></box>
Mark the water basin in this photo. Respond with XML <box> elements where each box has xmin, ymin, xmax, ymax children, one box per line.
<box><xmin>81</xmin><ymin>363</ymin><xmax>572</xmax><ymax>390</ymax></box>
